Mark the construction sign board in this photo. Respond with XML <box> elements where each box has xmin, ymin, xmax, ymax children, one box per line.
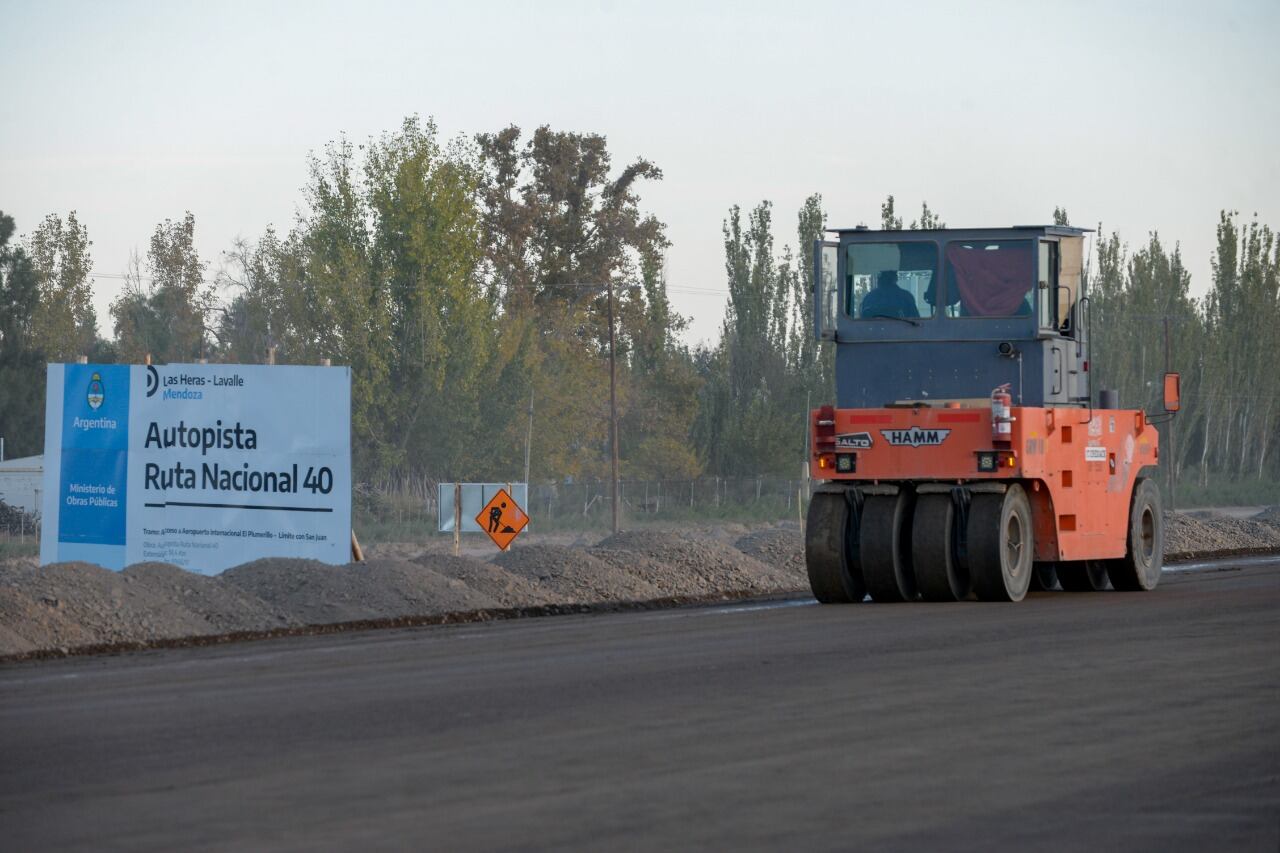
<box><xmin>40</xmin><ymin>362</ymin><xmax>352</xmax><ymax>574</ymax></box>
<box><xmin>474</xmin><ymin>488</ymin><xmax>528</xmax><ymax>550</ymax></box>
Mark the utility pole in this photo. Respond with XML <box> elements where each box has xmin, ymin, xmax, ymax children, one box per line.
<box><xmin>523</xmin><ymin>388</ymin><xmax>534</xmax><ymax>487</ymax></box>
<box><xmin>1164</xmin><ymin>316</ymin><xmax>1176</xmax><ymax>512</ymax></box>
<box><xmin>607</xmin><ymin>278</ymin><xmax>620</xmax><ymax>534</ymax></box>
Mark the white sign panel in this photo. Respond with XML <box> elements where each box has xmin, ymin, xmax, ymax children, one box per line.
<box><xmin>438</xmin><ymin>483</ymin><xmax>528</xmax><ymax>533</ymax></box>
<box><xmin>41</xmin><ymin>363</ymin><xmax>351</xmax><ymax>574</ymax></box>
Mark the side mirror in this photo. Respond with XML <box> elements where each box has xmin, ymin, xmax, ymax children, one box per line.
<box><xmin>1163</xmin><ymin>372</ymin><xmax>1181</xmax><ymax>413</ymax></box>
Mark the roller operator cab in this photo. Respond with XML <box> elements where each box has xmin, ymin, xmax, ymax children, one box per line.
<box><xmin>806</xmin><ymin>225</ymin><xmax>1178</xmax><ymax>603</ymax></box>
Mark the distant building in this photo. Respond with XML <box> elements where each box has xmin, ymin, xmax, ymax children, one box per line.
<box><xmin>0</xmin><ymin>455</ymin><xmax>43</xmax><ymax>517</ymax></box>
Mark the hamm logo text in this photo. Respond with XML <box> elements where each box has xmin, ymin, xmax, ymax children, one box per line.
<box><xmin>881</xmin><ymin>428</ymin><xmax>951</xmax><ymax>447</ymax></box>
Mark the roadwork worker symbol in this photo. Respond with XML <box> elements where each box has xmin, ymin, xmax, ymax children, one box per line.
<box><xmin>475</xmin><ymin>488</ymin><xmax>528</xmax><ymax>551</ymax></box>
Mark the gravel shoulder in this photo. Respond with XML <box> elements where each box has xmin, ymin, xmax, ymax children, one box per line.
<box><xmin>3</xmin><ymin>509</ymin><xmax>1280</xmax><ymax>659</ymax></box>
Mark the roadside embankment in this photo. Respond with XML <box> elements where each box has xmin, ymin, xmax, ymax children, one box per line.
<box><xmin>3</xmin><ymin>509</ymin><xmax>1279</xmax><ymax>660</ymax></box>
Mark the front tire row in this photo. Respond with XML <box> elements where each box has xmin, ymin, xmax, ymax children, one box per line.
<box><xmin>805</xmin><ymin>479</ymin><xmax>1163</xmax><ymax>603</ymax></box>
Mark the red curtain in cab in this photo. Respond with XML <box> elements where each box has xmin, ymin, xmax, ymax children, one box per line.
<box><xmin>946</xmin><ymin>244</ymin><xmax>1032</xmax><ymax>316</ymax></box>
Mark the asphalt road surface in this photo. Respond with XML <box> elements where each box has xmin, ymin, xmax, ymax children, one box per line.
<box><xmin>2</xmin><ymin>559</ymin><xmax>1278</xmax><ymax>851</ymax></box>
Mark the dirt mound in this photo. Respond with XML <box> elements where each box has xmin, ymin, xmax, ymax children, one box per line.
<box><xmin>0</xmin><ymin>554</ymin><xmax>38</xmax><ymax>573</ymax></box>
<box><xmin>1250</xmin><ymin>506</ymin><xmax>1280</xmax><ymax>527</ymax></box>
<box><xmin>1165</xmin><ymin>512</ymin><xmax>1280</xmax><ymax>556</ymax></box>
<box><xmin>359</xmin><ymin>558</ymin><xmax>500</xmax><ymax>614</ymax></box>
<box><xmin>494</xmin><ymin>545</ymin><xmax>660</xmax><ymax>602</ymax></box>
<box><xmin>0</xmin><ymin>620</ymin><xmax>34</xmax><ymax>656</ymax></box>
<box><xmin>594</xmin><ymin>530</ymin><xmax>798</xmax><ymax>596</ymax></box>
<box><xmin>1184</xmin><ymin>510</ymin><xmax>1219</xmax><ymax>521</ymax></box>
<box><xmin>734</xmin><ymin>525</ymin><xmax>806</xmax><ymax>581</ymax></box>
<box><xmin>122</xmin><ymin>562</ymin><xmax>292</xmax><ymax>633</ymax></box>
<box><xmin>11</xmin><ymin>510</ymin><xmax>1280</xmax><ymax>661</ymax></box>
<box><xmin>587</xmin><ymin>548</ymin><xmax>690</xmax><ymax>595</ymax></box>
<box><xmin>0</xmin><ymin>561</ymin><xmax>215</xmax><ymax>647</ymax></box>
<box><xmin>362</xmin><ymin>541</ymin><xmax>430</xmax><ymax>562</ymax></box>
<box><xmin>413</xmin><ymin>554</ymin><xmax>554</xmax><ymax>608</ymax></box>
<box><xmin>221</xmin><ymin>558</ymin><xmax>497</xmax><ymax>625</ymax></box>
<box><xmin>684</xmin><ymin>522</ymin><xmax>753</xmax><ymax>545</ymax></box>
<box><xmin>0</xmin><ymin>585</ymin><xmax>98</xmax><ymax>656</ymax></box>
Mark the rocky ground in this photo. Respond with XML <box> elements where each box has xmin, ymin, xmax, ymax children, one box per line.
<box><xmin>1165</xmin><ymin>511</ymin><xmax>1280</xmax><ymax>556</ymax></box>
<box><xmin>3</xmin><ymin>509</ymin><xmax>1280</xmax><ymax>659</ymax></box>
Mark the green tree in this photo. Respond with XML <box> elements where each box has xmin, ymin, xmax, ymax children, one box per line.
<box><xmin>880</xmin><ymin>195</ymin><xmax>903</xmax><ymax>230</ymax></box>
<box><xmin>881</xmin><ymin>195</ymin><xmax>944</xmax><ymax>230</ymax></box>
<box><xmin>1202</xmin><ymin>212</ymin><xmax>1280</xmax><ymax>482</ymax></box>
<box><xmin>476</xmin><ymin>125</ymin><xmax>666</xmax><ymax>310</ymax></box>
<box><xmin>910</xmin><ymin>201</ymin><xmax>946</xmax><ymax>230</ymax></box>
<box><xmin>0</xmin><ymin>211</ymin><xmax>46</xmax><ymax>459</ymax></box>
<box><xmin>1087</xmin><ymin>223</ymin><xmax>1210</xmax><ymax>496</ymax></box>
<box><xmin>474</xmin><ymin>124</ymin><xmax>682</xmax><ymax>482</ymax></box>
<box><xmin>213</xmin><ymin>231</ymin><xmax>290</xmax><ymax>364</ymax></box>
<box><xmin>111</xmin><ymin>212</ymin><xmax>212</xmax><ymax>363</ymax></box>
<box><xmin>622</xmin><ymin>250</ymin><xmax>702</xmax><ymax>478</ymax></box>
<box><xmin>695</xmin><ymin>201</ymin><xmax>803</xmax><ymax>476</ymax></box>
<box><xmin>212</xmin><ymin>118</ymin><xmax>537</xmax><ymax>482</ymax></box>
<box><xmin>26</xmin><ymin>211</ymin><xmax>98</xmax><ymax>361</ymax></box>
<box><xmin>284</xmin><ymin>138</ymin><xmax>387</xmax><ymax>473</ymax></box>
<box><xmin>786</xmin><ymin>194</ymin><xmax>828</xmax><ymax>379</ymax></box>
<box><xmin>790</xmin><ymin>193</ymin><xmax>836</xmax><ymax>444</ymax></box>
<box><xmin>364</xmin><ymin>116</ymin><xmax>494</xmax><ymax>479</ymax></box>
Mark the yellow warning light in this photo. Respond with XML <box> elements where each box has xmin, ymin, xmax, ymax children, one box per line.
<box><xmin>1006</xmin><ymin>456</ymin><xmax>1016</xmax><ymax>467</ymax></box>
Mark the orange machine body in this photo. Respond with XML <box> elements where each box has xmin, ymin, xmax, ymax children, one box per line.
<box><xmin>811</xmin><ymin>405</ymin><xmax>1160</xmax><ymax>562</ymax></box>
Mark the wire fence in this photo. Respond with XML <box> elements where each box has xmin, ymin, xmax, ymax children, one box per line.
<box><xmin>0</xmin><ymin>476</ymin><xmax>813</xmax><ymax>550</ymax></box>
<box><xmin>0</xmin><ymin>503</ymin><xmax>40</xmax><ymax>540</ymax></box>
<box><xmin>525</xmin><ymin>477</ymin><xmax>813</xmax><ymax>522</ymax></box>
<box><xmin>363</xmin><ymin>475</ymin><xmax>815</xmax><ymax>527</ymax></box>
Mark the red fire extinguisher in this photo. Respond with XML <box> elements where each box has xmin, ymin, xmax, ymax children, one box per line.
<box><xmin>991</xmin><ymin>383</ymin><xmax>1013</xmax><ymax>442</ymax></box>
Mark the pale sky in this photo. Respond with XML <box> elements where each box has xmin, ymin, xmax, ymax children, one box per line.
<box><xmin>2</xmin><ymin>0</ymin><xmax>1277</xmax><ymax>346</ymax></box>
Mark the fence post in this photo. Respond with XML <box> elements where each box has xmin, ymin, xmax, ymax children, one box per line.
<box><xmin>453</xmin><ymin>482</ymin><xmax>461</xmax><ymax>557</ymax></box>
<box><xmin>798</xmin><ymin>479</ymin><xmax>804</xmax><ymax>531</ymax></box>
<box><xmin>506</xmin><ymin>481</ymin><xmax>514</xmax><ymax>542</ymax></box>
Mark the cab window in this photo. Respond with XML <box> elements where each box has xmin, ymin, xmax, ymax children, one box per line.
<box><xmin>844</xmin><ymin>242</ymin><xmax>938</xmax><ymax>320</ymax></box>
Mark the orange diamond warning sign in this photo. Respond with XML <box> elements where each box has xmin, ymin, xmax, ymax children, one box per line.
<box><xmin>475</xmin><ymin>488</ymin><xmax>528</xmax><ymax>551</ymax></box>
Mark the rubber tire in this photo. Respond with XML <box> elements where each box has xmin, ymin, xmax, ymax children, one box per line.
<box><xmin>1030</xmin><ymin>562</ymin><xmax>1058</xmax><ymax>592</ymax></box>
<box><xmin>861</xmin><ymin>492</ymin><xmax>918</xmax><ymax>602</ymax></box>
<box><xmin>968</xmin><ymin>486</ymin><xmax>1034</xmax><ymax>602</ymax></box>
<box><xmin>1057</xmin><ymin>560</ymin><xmax>1111</xmax><ymax>591</ymax></box>
<box><xmin>805</xmin><ymin>492</ymin><xmax>866</xmax><ymax>603</ymax></box>
<box><xmin>1106</xmin><ymin>478</ymin><xmax>1163</xmax><ymax>591</ymax></box>
<box><xmin>912</xmin><ymin>494</ymin><xmax>969</xmax><ymax>601</ymax></box>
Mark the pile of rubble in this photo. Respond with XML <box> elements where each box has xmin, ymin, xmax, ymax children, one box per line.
<box><xmin>3</xmin><ymin>507</ymin><xmax>1279</xmax><ymax>659</ymax></box>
